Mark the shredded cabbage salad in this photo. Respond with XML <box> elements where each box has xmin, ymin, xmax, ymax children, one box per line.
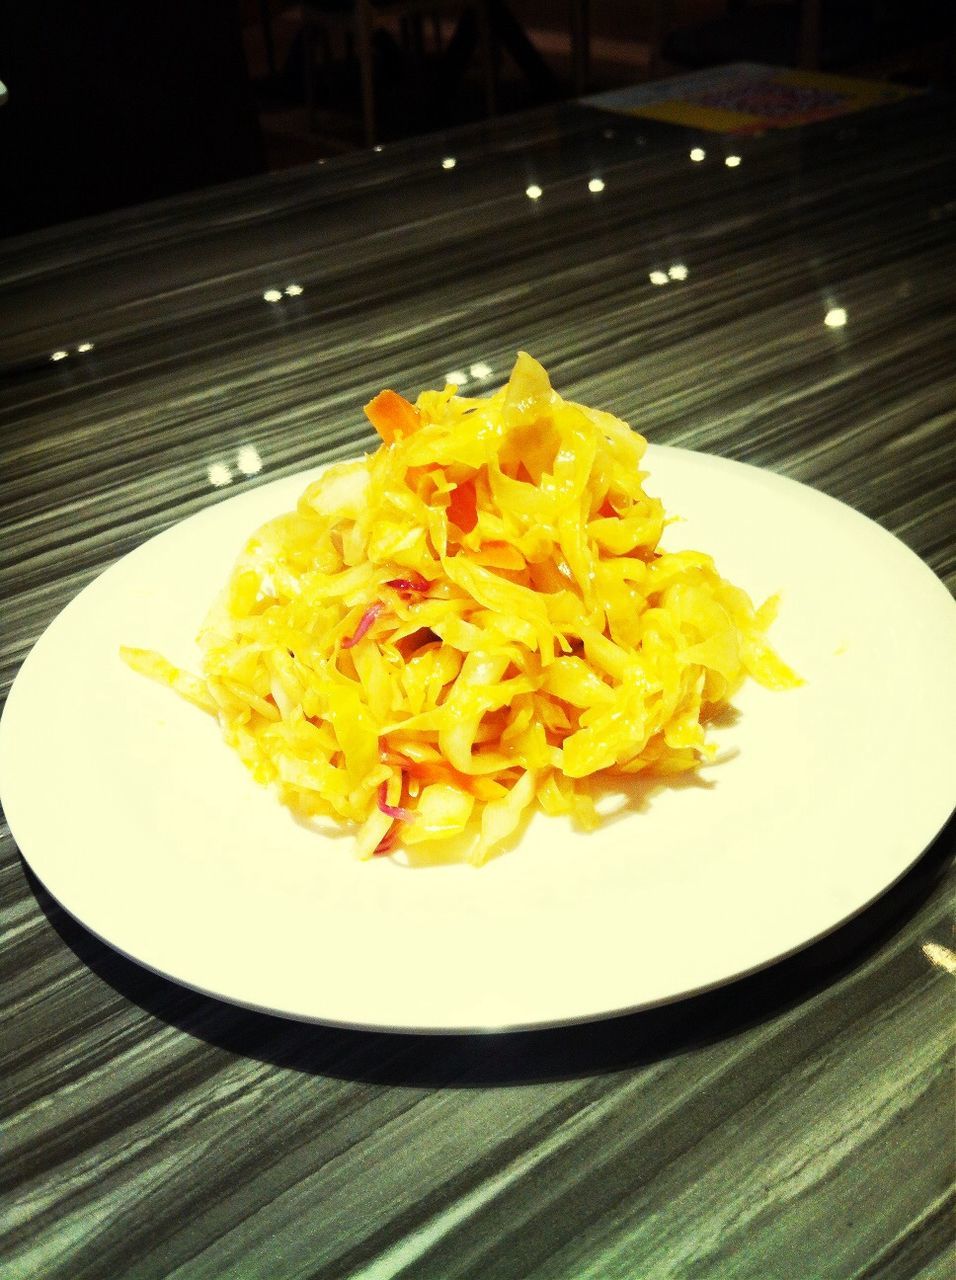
<box><xmin>122</xmin><ymin>353</ymin><xmax>799</xmax><ymax>863</ymax></box>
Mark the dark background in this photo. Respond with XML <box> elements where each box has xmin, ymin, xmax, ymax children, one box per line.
<box><xmin>1</xmin><ymin>0</ymin><xmax>952</xmax><ymax>239</ymax></box>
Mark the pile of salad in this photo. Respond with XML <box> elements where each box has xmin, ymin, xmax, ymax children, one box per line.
<box><xmin>123</xmin><ymin>354</ymin><xmax>798</xmax><ymax>863</ymax></box>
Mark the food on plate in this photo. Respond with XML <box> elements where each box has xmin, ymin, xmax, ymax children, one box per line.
<box><xmin>122</xmin><ymin>353</ymin><xmax>799</xmax><ymax>863</ymax></box>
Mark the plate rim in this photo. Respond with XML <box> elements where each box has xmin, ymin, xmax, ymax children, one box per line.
<box><xmin>3</xmin><ymin>444</ymin><xmax>955</xmax><ymax>1033</ymax></box>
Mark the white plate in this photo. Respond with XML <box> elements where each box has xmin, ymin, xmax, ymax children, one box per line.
<box><xmin>2</xmin><ymin>447</ymin><xmax>955</xmax><ymax>1032</ymax></box>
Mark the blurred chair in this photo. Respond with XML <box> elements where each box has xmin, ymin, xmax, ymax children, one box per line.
<box><xmin>302</xmin><ymin>0</ymin><xmax>496</xmax><ymax>145</ymax></box>
<box><xmin>651</xmin><ymin>1</ymin><xmax>824</xmax><ymax>72</ymax></box>
<box><xmin>653</xmin><ymin>0</ymin><xmax>952</xmax><ymax>76</ymax></box>
<box><xmin>490</xmin><ymin>0</ymin><xmax>592</xmax><ymax>98</ymax></box>
<box><xmin>299</xmin><ymin>0</ymin><xmax>593</xmax><ymax>145</ymax></box>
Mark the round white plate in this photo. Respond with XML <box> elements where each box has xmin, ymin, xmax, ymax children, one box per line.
<box><xmin>2</xmin><ymin>447</ymin><xmax>955</xmax><ymax>1033</ymax></box>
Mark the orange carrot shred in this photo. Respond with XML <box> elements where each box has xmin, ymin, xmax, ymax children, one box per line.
<box><xmin>447</xmin><ymin>478</ymin><xmax>477</xmax><ymax>532</ymax></box>
<box><xmin>364</xmin><ymin>390</ymin><xmax>421</xmax><ymax>443</ymax></box>
<box><xmin>473</xmin><ymin>541</ymin><xmax>526</xmax><ymax>571</ymax></box>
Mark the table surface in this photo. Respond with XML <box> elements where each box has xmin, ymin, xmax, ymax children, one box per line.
<box><xmin>2</xmin><ymin>93</ymin><xmax>954</xmax><ymax>1280</ymax></box>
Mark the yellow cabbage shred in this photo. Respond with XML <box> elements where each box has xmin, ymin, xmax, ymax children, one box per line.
<box><xmin>121</xmin><ymin>353</ymin><xmax>799</xmax><ymax>864</ymax></box>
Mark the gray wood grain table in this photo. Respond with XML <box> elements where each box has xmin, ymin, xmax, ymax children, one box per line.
<box><xmin>2</xmin><ymin>94</ymin><xmax>954</xmax><ymax>1280</ymax></box>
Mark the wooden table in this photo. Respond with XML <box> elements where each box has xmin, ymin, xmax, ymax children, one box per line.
<box><xmin>2</xmin><ymin>93</ymin><xmax>954</xmax><ymax>1279</ymax></box>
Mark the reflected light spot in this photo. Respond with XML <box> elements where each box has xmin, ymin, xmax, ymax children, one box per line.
<box><xmin>51</xmin><ymin>349</ymin><xmax>69</xmax><ymax>362</ymax></box>
<box><xmin>668</xmin><ymin>264</ymin><xmax>688</xmax><ymax>281</ymax></box>
<box><xmin>922</xmin><ymin>943</ymin><xmax>956</xmax><ymax>974</ymax></box>
<box><xmin>207</xmin><ymin>463</ymin><xmax>232</xmax><ymax>487</ymax></box>
<box><xmin>824</xmin><ymin>307</ymin><xmax>847</xmax><ymax>328</ymax></box>
<box><xmin>237</xmin><ymin>445</ymin><xmax>263</xmax><ymax>476</ymax></box>
<box><xmin>588</xmin><ymin>177</ymin><xmax>605</xmax><ymax>193</ymax></box>
<box><xmin>525</xmin><ymin>184</ymin><xmax>543</xmax><ymax>200</ymax></box>
<box><xmin>284</xmin><ymin>283</ymin><xmax>304</xmax><ymax>297</ymax></box>
<box><xmin>445</xmin><ymin>370</ymin><xmax>467</xmax><ymax>386</ymax></box>
<box><xmin>442</xmin><ymin>156</ymin><xmax>456</xmax><ymax>170</ymax></box>
<box><xmin>725</xmin><ymin>154</ymin><xmax>742</xmax><ymax>168</ymax></box>
<box><xmin>649</xmin><ymin>270</ymin><xmax>669</xmax><ymax>286</ymax></box>
<box><xmin>373</xmin><ymin>144</ymin><xmax>383</xmax><ymax>153</ymax></box>
<box><xmin>469</xmin><ymin>361</ymin><xmax>493</xmax><ymax>380</ymax></box>
<box><xmin>690</xmin><ymin>147</ymin><xmax>706</xmax><ymax>162</ymax></box>
<box><xmin>263</xmin><ymin>289</ymin><xmax>283</xmax><ymax>303</ymax></box>
<box><xmin>76</xmin><ymin>341</ymin><xmax>95</xmax><ymax>353</ymax></box>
